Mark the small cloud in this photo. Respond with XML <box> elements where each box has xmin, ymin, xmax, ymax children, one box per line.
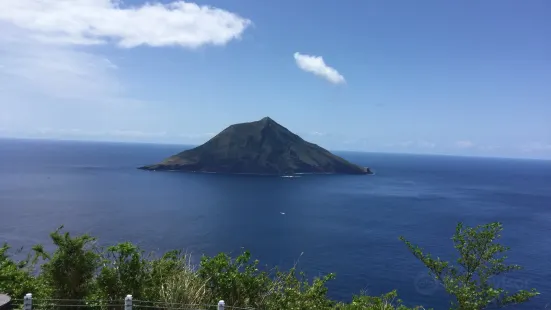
<box><xmin>109</xmin><ymin>130</ymin><xmax>167</xmax><ymax>138</ymax></box>
<box><xmin>384</xmin><ymin>141</ymin><xmax>412</xmax><ymax>148</ymax></box>
<box><xmin>417</xmin><ymin>140</ymin><xmax>436</xmax><ymax>149</ymax></box>
<box><xmin>293</xmin><ymin>52</ymin><xmax>345</xmax><ymax>84</ymax></box>
<box><xmin>102</xmin><ymin>58</ymin><xmax>118</xmax><ymax>70</ymax></box>
<box><xmin>385</xmin><ymin>140</ymin><xmax>436</xmax><ymax>149</ymax></box>
<box><xmin>398</xmin><ymin>141</ymin><xmax>414</xmax><ymax>147</ymax></box>
<box><xmin>456</xmin><ymin>140</ymin><xmax>475</xmax><ymax>148</ymax></box>
<box><xmin>36</xmin><ymin>128</ymin><xmax>104</xmax><ymax>136</ymax></box>
<box><xmin>521</xmin><ymin>142</ymin><xmax>551</xmax><ymax>153</ymax></box>
<box><xmin>33</xmin><ymin>128</ymin><xmax>167</xmax><ymax>139</ymax></box>
<box><xmin>309</xmin><ymin>131</ymin><xmax>326</xmax><ymax>136</ymax></box>
<box><xmin>478</xmin><ymin>145</ymin><xmax>500</xmax><ymax>152</ymax></box>
<box><xmin>0</xmin><ymin>0</ymin><xmax>251</xmax><ymax>49</ymax></box>
<box><xmin>179</xmin><ymin>132</ymin><xmax>216</xmax><ymax>139</ymax></box>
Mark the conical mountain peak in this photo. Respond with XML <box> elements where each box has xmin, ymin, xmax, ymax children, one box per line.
<box><xmin>258</xmin><ymin>116</ymin><xmax>278</xmax><ymax>127</ymax></box>
<box><xmin>260</xmin><ymin>116</ymin><xmax>273</xmax><ymax>122</ymax></box>
<box><xmin>140</xmin><ymin>118</ymin><xmax>372</xmax><ymax>175</ymax></box>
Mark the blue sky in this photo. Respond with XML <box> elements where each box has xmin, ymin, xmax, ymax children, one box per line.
<box><xmin>0</xmin><ymin>0</ymin><xmax>549</xmax><ymax>159</ymax></box>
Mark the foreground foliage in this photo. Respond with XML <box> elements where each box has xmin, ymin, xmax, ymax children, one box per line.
<box><xmin>400</xmin><ymin>222</ymin><xmax>539</xmax><ymax>310</ymax></box>
<box><xmin>0</xmin><ymin>223</ymin><xmax>539</xmax><ymax>309</ymax></box>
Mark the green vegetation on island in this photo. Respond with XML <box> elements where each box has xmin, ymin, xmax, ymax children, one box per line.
<box><xmin>139</xmin><ymin>117</ymin><xmax>371</xmax><ymax>175</ymax></box>
<box><xmin>0</xmin><ymin>222</ymin><xmax>539</xmax><ymax>310</ymax></box>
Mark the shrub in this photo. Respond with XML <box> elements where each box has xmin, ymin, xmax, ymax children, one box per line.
<box><xmin>2</xmin><ymin>222</ymin><xmax>537</xmax><ymax>310</ymax></box>
<box><xmin>96</xmin><ymin>242</ymin><xmax>148</xmax><ymax>301</ymax></box>
<box><xmin>337</xmin><ymin>290</ymin><xmax>426</xmax><ymax>310</ymax></box>
<box><xmin>263</xmin><ymin>268</ymin><xmax>337</xmax><ymax>310</ymax></box>
<box><xmin>0</xmin><ymin>244</ymin><xmax>44</xmax><ymax>298</ymax></box>
<box><xmin>198</xmin><ymin>251</ymin><xmax>271</xmax><ymax>307</ymax></box>
<box><xmin>39</xmin><ymin>227</ymin><xmax>100</xmax><ymax>301</ymax></box>
<box><xmin>400</xmin><ymin>222</ymin><xmax>539</xmax><ymax>310</ymax></box>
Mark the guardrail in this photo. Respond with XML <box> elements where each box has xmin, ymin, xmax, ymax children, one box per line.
<box><xmin>3</xmin><ymin>294</ymin><xmax>254</xmax><ymax>310</ymax></box>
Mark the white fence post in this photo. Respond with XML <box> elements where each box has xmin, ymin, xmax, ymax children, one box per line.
<box><xmin>23</xmin><ymin>294</ymin><xmax>32</xmax><ymax>310</ymax></box>
<box><xmin>217</xmin><ymin>300</ymin><xmax>225</xmax><ymax>310</ymax></box>
<box><xmin>125</xmin><ymin>295</ymin><xmax>132</xmax><ymax>310</ymax></box>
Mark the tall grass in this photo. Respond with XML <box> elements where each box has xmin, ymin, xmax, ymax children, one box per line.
<box><xmin>156</xmin><ymin>253</ymin><xmax>209</xmax><ymax>306</ymax></box>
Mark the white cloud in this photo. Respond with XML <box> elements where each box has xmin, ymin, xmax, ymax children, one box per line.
<box><xmin>521</xmin><ymin>142</ymin><xmax>551</xmax><ymax>153</ymax></box>
<box><xmin>0</xmin><ymin>127</ymin><xmax>189</xmax><ymax>143</ymax></box>
<box><xmin>309</xmin><ymin>131</ymin><xmax>326</xmax><ymax>136</ymax></box>
<box><xmin>478</xmin><ymin>145</ymin><xmax>500</xmax><ymax>152</ymax></box>
<box><xmin>455</xmin><ymin>140</ymin><xmax>475</xmax><ymax>148</ymax></box>
<box><xmin>0</xmin><ymin>26</ymin><xmax>123</xmax><ymax>102</ymax></box>
<box><xmin>33</xmin><ymin>128</ymin><xmax>168</xmax><ymax>138</ymax></box>
<box><xmin>109</xmin><ymin>130</ymin><xmax>167</xmax><ymax>138</ymax></box>
<box><xmin>293</xmin><ymin>52</ymin><xmax>345</xmax><ymax>84</ymax></box>
<box><xmin>385</xmin><ymin>140</ymin><xmax>435</xmax><ymax>149</ymax></box>
<box><xmin>400</xmin><ymin>141</ymin><xmax>414</xmax><ymax>147</ymax></box>
<box><xmin>0</xmin><ymin>0</ymin><xmax>251</xmax><ymax>48</ymax></box>
<box><xmin>417</xmin><ymin>140</ymin><xmax>436</xmax><ymax>149</ymax></box>
<box><xmin>0</xmin><ymin>1</ymin><xmax>251</xmax><ymax>138</ymax></box>
<box><xmin>179</xmin><ymin>132</ymin><xmax>216</xmax><ymax>139</ymax></box>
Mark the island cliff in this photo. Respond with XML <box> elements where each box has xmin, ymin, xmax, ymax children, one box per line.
<box><xmin>139</xmin><ymin>117</ymin><xmax>372</xmax><ymax>175</ymax></box>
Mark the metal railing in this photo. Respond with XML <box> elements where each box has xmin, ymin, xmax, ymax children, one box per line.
<box><xmin>6</xmin><ymin>294</ymin><xmax>252</xmax><ymax>310</ymax></box>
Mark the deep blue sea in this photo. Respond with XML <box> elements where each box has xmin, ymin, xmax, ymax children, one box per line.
<box><xmin>1</xmin><ymin>138</ymin><xmax>550</xmax><ymax>309</ymax></box>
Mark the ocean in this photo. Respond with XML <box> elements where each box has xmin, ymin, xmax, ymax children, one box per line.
<box><xmin>0</xmin><ymin>138</ymin><xmax>550</xmax><ymax>309</ymax></box>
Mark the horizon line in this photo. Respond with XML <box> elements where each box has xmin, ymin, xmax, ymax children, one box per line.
<box><xmin>1</xmin><ymin>136</ymin><xmax>550</xmax><ymax>162</ymax></box>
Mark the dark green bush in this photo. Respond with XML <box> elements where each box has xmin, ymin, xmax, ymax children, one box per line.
<box><xmin>38</xmin><ymin>227</ymin><xmax>100</xmax><ymax>301</ymax></box>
